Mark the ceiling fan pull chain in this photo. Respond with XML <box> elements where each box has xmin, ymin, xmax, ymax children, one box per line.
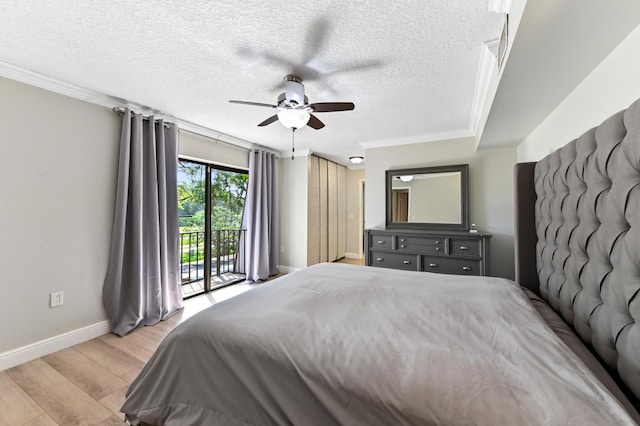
<box><xmin>291</xmin><ymin>128</ymin><xmax>296</xmax><ymax>160</ymax></box>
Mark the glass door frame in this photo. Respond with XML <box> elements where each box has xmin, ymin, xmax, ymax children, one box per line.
<box><xmin>178</xmin><ymin>157</ymin><xmax>248</xmax><ymax>296</ymax></box>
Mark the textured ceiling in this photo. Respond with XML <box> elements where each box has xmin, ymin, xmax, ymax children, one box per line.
<box><xmin>0</xmin><ymin>1</ymin><xmax>503</xmax><ymax>164</ymax></box>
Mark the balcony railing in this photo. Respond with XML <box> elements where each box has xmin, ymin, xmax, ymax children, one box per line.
<box><xmin>179</xmin><ymin>229</ymin><xmax>246</xmax><ymax>293</ymax></box>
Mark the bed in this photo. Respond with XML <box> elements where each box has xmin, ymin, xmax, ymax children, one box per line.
<box><xmin>121</xmin><ymin>97</ymin><xmax>640</xmax><ymax>425</ymax></box>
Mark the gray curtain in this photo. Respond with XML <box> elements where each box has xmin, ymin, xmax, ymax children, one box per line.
<box><xmin>242</xmin><ymin>149</ymin><xmax>279</xmax><ymax>281</ymax></box>
<box><xmin>103</xmin><ymin>109</ymin><xmax>183</xmax><ymax>336</ymax></box>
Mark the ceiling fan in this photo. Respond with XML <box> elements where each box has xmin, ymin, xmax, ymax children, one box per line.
<box><xmin>229</xmin><ymin>75</ymin><xmax>355</xmax><ymax>131</ymax></box>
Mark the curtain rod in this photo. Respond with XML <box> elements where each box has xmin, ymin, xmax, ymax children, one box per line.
<box><xmin>112</xmin><ymin>106</ymin><xmax>279</xmax><ymax>156</ymax></box>
<box><xmin>112</xmin><ymin>106</ymin><xmax>171</xmax><ymax>128</ymax></box>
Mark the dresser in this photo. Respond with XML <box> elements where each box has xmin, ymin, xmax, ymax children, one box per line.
<box><xmin>364</xmin><ymin>228</ymin><xmax>491</xmax><ymax>276</ymax></box>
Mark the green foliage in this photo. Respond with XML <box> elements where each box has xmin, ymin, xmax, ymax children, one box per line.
<box><xmin>210</xmin><ymin>169</ymin><xmax>247</xmax><ymax>229</ymax></box>
<box><xmin>178</xmin><ymin>160</ymin><xmax>248</xmax><ymax>232</ymax></box>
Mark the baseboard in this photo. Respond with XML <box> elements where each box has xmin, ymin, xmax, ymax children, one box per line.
<box><xmin>276</xmin><ymin>265</ymin><xmax>302</xmax><ymax>274</ymax></box>
<box><xmin>0</xmin><ymin>320</ymin><xmax>111</xmax><ymax>371</ymax></box>
<box><xmin>345</xmin><ymin>252</ymin><xmax>363</xmax><ymax>259</ymax></box>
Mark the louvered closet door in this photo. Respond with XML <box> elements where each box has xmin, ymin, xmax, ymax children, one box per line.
<box><xmin>319</xmin><ymin>157</ymin><xmax>329</xmax><ymax>263</ymax></box>
<box><xmin>337</xmin><ymin>164</ymin><xmax>347</xmax><ymax>259</ymax></box>
<box><xmin>307</xmin><ymin>156</ymin><xmax>321</xmax><ymax>266</ymax></box>
<box><xmin>327</xmin><ymin>161</ymin><xmax>338</xmax><ymax>262</ymax></box>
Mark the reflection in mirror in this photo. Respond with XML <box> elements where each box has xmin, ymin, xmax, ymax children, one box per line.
<box><xmin>391</xmin><ymin>172</ymin><xmax>461</xmax><ymax>223</ymax></box>
<box><xmin>385</xmin><ymin>164</ymin><xmax>469</xmax><ymax>230</ymax></box>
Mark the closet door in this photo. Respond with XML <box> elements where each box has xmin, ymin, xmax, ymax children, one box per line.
<box><xmin>327</xmin><ymin>161</ymin><xmax>338</xmax><ymax>262</ymax></box>
<box><xmin>318</xmin><ymin>157</ymin><xmax>329</xmax><ymax>263</ymax></box>
<box><xmin>337</xmin><ymin>164</ymin><xmax>347</xmax><ymax>259</ymax></box>
<box><xmin>307</xmin><ymin>156</ymin><xmax>320</xmax><ymax>266</ymax></box>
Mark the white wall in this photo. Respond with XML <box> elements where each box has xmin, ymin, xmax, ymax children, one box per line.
<box><xmin>0</xmin><ymin>76</ymin><xmax>250</xmax><ymax>360</ymax></box>
<box><xmin>346</xmin><ymin>168</ymin><xmax>365</xmax><ymax>257</ymax></box>
<box><xmin>181</xmin><ymin>130</ymin><xmax>249</xmax><ymax>170</ymax></box>
<box><xmin>365</xmin><ymin>138</ymin><xmax>517</xmax><ymax>279</ymax></box>
<box><xmin>277</xmin><ymin>156</ymin><xmax>309</xmax><ymax>271</ymax></box>
<box><xmin>0</xmin><ymin>77</ymin><xmax>119</xmax><ymax>353</ymax></box>
<box><xmin>518</xmin><ymin>23</ymin><xmax>640</xmax><ymax>162</ymax></box>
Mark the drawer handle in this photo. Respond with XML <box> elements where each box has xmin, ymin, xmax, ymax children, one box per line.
<box><xmin>462</xmin><ymin>266</ymin><xmax>472</xmax><ymax>271</ymax></box>
<box><xmin>460</xmin><ymin>246</ymin><xmax>470</xmax><ymax>250</ymax></box>
<box><xmin>429</xmin><ymin>263</ymin><xmax>438</xmax><ymax>268</ymax></box>
<box><xmin>403</xmin><ymin>260</ymin><xmax>411</xmax><ymax>265</ymax></box>
<box><xmin>377</xmin><ymin>240</ymin><xmax>385</xmax><ymax>244</ymax></box>
<box><xmin>377</xmin><ymin>257</ymin><xmax>384</xmax><ymax>262</ymax></box>
<box><xmin>400</xmin><ymin>244</ymin><xmax>406</xmax><ymax>248</ymax></box>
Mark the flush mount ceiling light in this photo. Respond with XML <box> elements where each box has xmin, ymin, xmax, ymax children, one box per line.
<box><xmin>349</xmin><ymin>156</ymin><xmax>364</xmax><ymax>164</ymax></box>
<box><xmin>277</xmin><ymin>109</ymin><xmax>310</xmax><ymax>129</ymax></box>
<box><xmin>399</xmin><ymin>175</ymin><xmax>414</xmax><ymax>182</ymax></box>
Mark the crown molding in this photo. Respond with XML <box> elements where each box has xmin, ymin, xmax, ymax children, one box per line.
<box><xmin>484</xmin><ymin>38</ymin><xmax>501</xmax><ymax>58</ymax></box>
<box><xmin>0</xmin><ymin>60</ymin><xmax>122</xmax><ymax>109</ymax></box>
<box><xmin>0</xmin><ymin>60</ymin><xmax>257</xmax><ymax>150</ymax></box>
<box><xmin>469</xmin><ymin>42</ymin><xmax>499</xmax><ymax>134</ymax></box>
<box><xmin>488</xmin><ymin>0</ymin><xmax>512</xmax><ymax>13</ymax></box>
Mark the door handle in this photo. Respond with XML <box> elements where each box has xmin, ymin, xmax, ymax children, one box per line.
<box><xmin>403</xmin><ymin>260</ymin><xmax>411</xmax><ymax>265</ymax></box>
<box><xmin>462</xmin><ymin>266</ymin><xmax>472</xmax><ymax>271</ymax></box>
<box><xmin>400</xmin><ymin>244</ymin><xmax>406</xmax><ymax>248</ymax></box>
<box><xmin>429</xmin><ymin>263</ymin><xmax>438</xmax><ymax>268</ymax></box>
<box><xmin>460</xmin><ymin>246</ymin><xmax>470</xmax><ymax>250</ymax></box>
<box><xmin>377</xmin><ymin>257</ymin><xmax>384</xmax><ymax>262</ymax></box>
<box><xmin>377</xmin><ymin>240</ymin><xmax>385</xmax><ymax>244</ymax></box>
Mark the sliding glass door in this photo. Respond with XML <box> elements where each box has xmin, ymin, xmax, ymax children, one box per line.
<box><xmin>177</xmin><ymin>159</ymin><xmax>248</xmax><ymax>298</ymax></box>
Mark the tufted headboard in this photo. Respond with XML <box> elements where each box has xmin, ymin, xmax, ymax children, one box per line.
<box><xmin>515</xmin><ymin>97</ymin><xmax>640</xmax><ymax>403</ymax></box>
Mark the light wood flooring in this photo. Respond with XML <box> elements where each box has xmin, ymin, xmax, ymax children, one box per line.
<box><xmin>1</xmin><ymin>258</ymin><xmax>363</xmax><ymax>426</ymax></box>
<box><xmin>0</xmin><ymin>282</ymin><xmax>260</xmax><ymax>426</ymax></box>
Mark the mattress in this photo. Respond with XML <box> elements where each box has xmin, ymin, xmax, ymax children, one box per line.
<box><xmin>121</xmin><ymin>263</ymin><xmax>636</xmax><ymax>425</ymax></box>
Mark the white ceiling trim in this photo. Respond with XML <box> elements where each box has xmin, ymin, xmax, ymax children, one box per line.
<box><xmin>488</xmin><ymin>0</ymin><xmax>513</xmax><ymax>14</ymax></box>
<box><xmin>360</xmin><ymin>128</ymin><xmax>475</xmax><ymax>150</ymax></box>
<box><xmin>2</xmin><ymin>58</ymin><xmax>483</xmax><ymax>155</ymax></box>
<box><xmin>469</xmin><ymin>42</ymin><xmax>499</xmax><ymax>134</ymax></box>
<box><xmin>0</xmin><ymin>60</ymin><xmax>269</xmax><ymax>153</ymax></box>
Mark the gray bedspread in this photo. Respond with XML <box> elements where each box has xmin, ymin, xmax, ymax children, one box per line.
<box><xmin>121</xmin><ymin>263</ymin><xmax>635</xmax><ymax>425</ymax></box>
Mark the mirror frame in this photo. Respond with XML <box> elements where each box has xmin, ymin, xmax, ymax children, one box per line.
<box><xmin>385</xmin><ymin>164</ymin><xmax>470</xmax><ymax>231</ymax></box>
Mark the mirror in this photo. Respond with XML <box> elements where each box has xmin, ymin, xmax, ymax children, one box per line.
<box><xmin>385</xmin><ymin>164</ymin><xmax>469</xmax><ymax>230</ymax></box>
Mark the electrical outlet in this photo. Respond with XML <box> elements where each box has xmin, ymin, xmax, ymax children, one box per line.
<box><xmin>50</xmin><ymin>291</ymin><xmax>64</xmax><ymax>308</ymax></box>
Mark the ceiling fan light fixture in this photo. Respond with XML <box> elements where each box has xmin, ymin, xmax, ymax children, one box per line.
<box><xmin>399</xmin><ymin>175</ymin><xmax>414</xmax><ymax>182</ymax></box>
<box><xmin>349</xmin><ymin>156</ymin><xmax>364</xmax><ymax>164</ymax></box>
<box><xmin>277</xmin><ymin>109</ymin><xmax>310</xmax><ymax>129</ymax></box>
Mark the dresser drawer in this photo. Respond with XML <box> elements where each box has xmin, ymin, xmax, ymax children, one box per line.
<box><xmin>449</xmin><ymin>238</ymin><xmax>480</xmax><ymax>257</ymax></box>
<box><xmin>423</xmin><ymin>256</ymin><xmax>481</xmax><ymax>276</ymax></box>
<box><xmin>369</xmin><ymin>234</ymin><xmax>393</xmax><ymax>248</ymax></box>
<box><xmin>397</xmin><ymin>242</ymin><xmax>445</xmax><ymax>254</ymax></box>
<box><xmin>396</xmin><ymin>235</ymin><xmax>444</xmax><ymax>254</ymax></box>
<box><xmin>370</xmin><ymin>251</ymin><xmax>419</xmax><ymax>271</ymax></box>
<box><xmin>365</xmin><ymin>229</ymin><xmax>491</xmax><ymax>276</ymax></box>
<box><xmin>397</xmin><ymin>235</ymin><xmax>445</xmax><ymax>246</ymax></box>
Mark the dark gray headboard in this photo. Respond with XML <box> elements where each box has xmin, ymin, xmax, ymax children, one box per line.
<box><xmin>515</xmin><ymin>98</ymin><xmax>640</xmax><ymax>400</ymax></box>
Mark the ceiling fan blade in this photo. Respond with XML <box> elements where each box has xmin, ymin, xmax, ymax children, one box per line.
<box><xmin>229</xmin><ymin>100</ymin><xmax>277</xmax><ymax>108</ymax></box>
<box><xmin>309</xmin><ymin>102</ymin><xmax>355</xmax><ymax>112</ymax></box>
<box><xmin>257</xmin><ymin>115</ymin><xmax>279</xmax><ymax>127</ymax></box>
<box><xmin>307</xmin><ymin>114</ymin><xmax>325</xmax><ymax>130</ymax></box>
<box><xmin>302</xmin><ymin>16</ymin><xmax>330</xmax><ymax>65</ymax></box>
